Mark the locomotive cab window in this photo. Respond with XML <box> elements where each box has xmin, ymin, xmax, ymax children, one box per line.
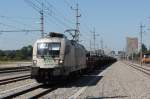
<box><xmin>37</xmin><ymin>43</ymin><xmax>61</xmax><ymax>58</ymax></box>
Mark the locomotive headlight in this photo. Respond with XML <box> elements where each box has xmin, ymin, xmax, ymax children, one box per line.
<box><xmin>59</xmin><ymin>60</ymin><xmax>63</xmax><ymax>64</ymax></box>
<box><xmin>33</xmin><ymin>60</ymin><xmax>37</xmax><ymax>66</ymax></box>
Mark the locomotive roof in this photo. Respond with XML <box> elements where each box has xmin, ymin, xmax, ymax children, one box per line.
<box><xmin>47</xmin><ymin>32</ymin><xmax>66</xmax><ymax>38</ymax></box>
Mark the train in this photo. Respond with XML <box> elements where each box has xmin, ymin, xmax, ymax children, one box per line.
<box><xmin>31</xmin><ymin>32</ymin><xmax>116</xmax><ymax>83</ymax></box>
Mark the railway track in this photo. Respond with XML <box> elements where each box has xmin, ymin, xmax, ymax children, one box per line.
<box><xmin>0</xmin><ymin>82</ymin><xmax>57</xmax><ymax>99</ymax></box>
<box><xmin>1</xmin><ymin>62</ymin><xmax>146</xmax><ymax>99</ymax></box>
<box><xmin>0</xmin><ymin>82</ymin><xmax>41</xmax><ymax>98</ymax></box>
<box><xmin>124</xmin><ymin>61</ymin><xmax>150</xmax><ymax>76</ymax></box>
<box><xmin>0</xmin><ymin>66</ymin><xmax>31</xmax><ymax>74</ymax></box>
<box><xmin>0</xmin><ymin>70</ymin><xmax>103</xmax><ymax>99</ymax></box>
<box><xmin>0</xmin><ymin>74</ymin><xmax>30</xmax><ymax>85</ymax></box>
<box><xmin>0</xmin><ymin>64</ymin><xmax>112</xmax><ymax>99</ymax></box>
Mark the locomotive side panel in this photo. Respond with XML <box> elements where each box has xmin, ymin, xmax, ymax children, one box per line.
<box><xmin>63</xmin><ymin>41</ymin><xmax>86</xmax><ymax>74</ymax></box>
<box><xmin>75</xmin><ymin>45</ymin><xmax>87</xmax><ymax>70</ymax></box>
<box><xmin>63</xmin><ymin>41</ymin><xmax>76</xmax><ymax>74</ymax></box>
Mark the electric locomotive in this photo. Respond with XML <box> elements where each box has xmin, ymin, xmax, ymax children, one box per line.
<box><xmin>31</xmin><ymin>32</ymin><xmax>87</xmax><ymax>83</ymax></box>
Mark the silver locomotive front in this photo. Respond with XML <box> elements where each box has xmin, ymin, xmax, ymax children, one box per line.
<box><xmin>31</xmin><ymin>35</ymin><xmax>66</xmax><ymax>82</ymax></box>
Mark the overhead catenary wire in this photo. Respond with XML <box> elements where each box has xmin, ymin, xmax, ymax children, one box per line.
<box><xmin>44</xmin><ymin>14</ymin><xmax>65</xmax><ymax>33</ymax></box>
<box><xmin>70</xmin><ymin>1</ymin><xmax>96</xmax><ymax>49</ymax></box>
<box><xmin>63</xmin><ymin>0</ymin><xmax>94</xmax><ymax>48</ymax></box>
<box><xmin>0</xmin><ymin>20</ymin><xmax>41</xmax><ymax>34</ymax></box>
<box><xmin>24</xmin><ymin>0</ymin><xmax>41</xmax><ymax>13</ymax></box>
<box><xmin>24</xmin><ymin>0</ymin><xmax>93</xmax><ymax>44</ymax></box>
<box><xmin>0</xmin><ymin>0</ymin><xmax>43</xmax><ymax>35</ymax></box>
<box><xmin>0</xmin><ymin>22</ymin><xmax>21</xmax><ymax>30</ymax></box>
<box><xmin>25</xmin><ymin>0</ymin><xmax>74</xmax><ymax>32</ymax></box>
<box><xmin>63</xmin><ymin>0</ymin><xmax>72</xmax><ymax>7</ymax></box>
<box><xmin>0</xmin><ymin>22</ymin><xmax>41</xmax><ymax>35</ymax></box>
<box><xmin>45</xmin><ymin>0</ymin><xmax>74</xmax><ymax>25</ymax></box>
<box><xmin>39</xmin><ymin>0</ymin><xmax>74</xmax><ymax>25</ymax></box>
<box><xmin>0</xmin><ymin>15</ymin><xmax>39</xmax><ymax>29</ymax></box>
<box><xmin>24</xmin><ymin>0</ymin><xmax>45</xmax><ymax>37</ymax></box>
<box><xmin>45</xmin><ymin>11</ymin><xmax>73</xmax><ymax>29</ymax></box>
<box><xmin>63</xmin><ymin>0</ymin><xmax>77</xmax><ymax>7</ymax></box>
<box><xmin>25</xmin><ymin>0</ymin><xmax>91</xmax><ymax>39</ymax></box>
<box><xmin>36</xmin><ymin>0</ymin><xmax>74</xmax><ymax>29</ymax></box>
<box><xmin>0</xmin><ymin>15</ymin><xmax>38</xmax><ymax>20</ymax></box>
<box><xmin>63</xmin><ymin>0</ymin><xmax>93</xmax><ymax>35</ymax></box>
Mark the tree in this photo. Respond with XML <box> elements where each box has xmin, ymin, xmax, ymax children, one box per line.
<box><xmin>15</xmin><ymin>50</ymin><xmax>24</xmax><ymax>60</ymax></box>
<box><xmin>20</xmin><ymin>45</ymin><xmax>33</xmax><ymax>60</ymax></box>
<box><xmin>0</xmin><ymin>45</ymin><xmax>33</xmax><ymax>61</ymax></box>
<box><xmin>0</xmin><ymin>50</ymin><xmax>5</xmax><ymax>60</ymax></box>
<box><xmin>142</xmin><ymin>44</ymin><xmax>147</xmax><ymax>53</ymax></box>
<box><xmin>0</xmin><ymin>50</ymin><xmax>4</xmax><ymax>57</ymax></box>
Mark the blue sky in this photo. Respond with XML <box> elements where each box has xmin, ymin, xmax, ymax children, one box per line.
<box><xmin>0</xmin><ymin>0</ymin><xmax>150</xmax><ymax>51</ymax></box>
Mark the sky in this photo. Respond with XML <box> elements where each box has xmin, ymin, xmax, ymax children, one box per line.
<box><xmin>0</xmin><ymin>0</ymin><xmax>150</xmax><ymax>51</ymax></box>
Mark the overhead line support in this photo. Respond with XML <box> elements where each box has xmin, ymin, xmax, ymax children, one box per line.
<box><xmin>40</xmin><ymin>1</ymin><xmax>44</xmax><ymax>38</ymax></box>
<box><xmin>140</xmin><ymin>23</ymin><xmax>145</xmax><ymax>66</ymax></box>
<box><xmin>71</xmin><ymin>3</ymin><xmax>81</xmax><ymax>42</ymax></box>
<box><xmin>91</xmin><ymin>28</ymin><xmax>99</xmax><ymax>52</ymax></box>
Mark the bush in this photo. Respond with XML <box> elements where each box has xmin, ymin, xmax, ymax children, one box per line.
<box><xmin>0</xmin><ymin>45</ymin><xmax>33</xmax><ymax>61</ymax></box>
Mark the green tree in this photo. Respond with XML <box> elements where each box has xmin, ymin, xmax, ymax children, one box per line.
<box><xmin>20</xmin><ymin>45</ymin><xmax>33</xmax><ymax>60</ymax></box>
<box><xmin>0</xmin><ymin>45</ymin><xmax>33</xmax><ymax>61</ymax></box>
<box><xmin>142</xmin><ymin>44</ymin><xmax>147</xmax><ymax>53</ymax></box>
<box><xmin>15</xmin><ymin>50</ymin><xmax>24</xmax><ymax>60</ymax></box>
<box><xmin>0</xmin><ymin>50</ymin><xmax>4</xmax><ymax>56</ymax></box>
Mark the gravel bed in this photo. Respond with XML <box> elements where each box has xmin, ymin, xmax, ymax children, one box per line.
<box><xmin>41</xmin><ymin>78</ymin><xmax>90</xmax><ymax>98</ymax></box>
<box><xmin>41</xmin><ymin>70</ymin><xmax>106</xmax><ymax>98</ymax></box>
<box><xmin>3</xmin><ymin>61</ymin><xmax>150</xmax><ymax>99</ymax></box>
<box><xmin>0</xmin><ymin>78</ymin><xmax>36</xmax><ymax>92</ymax></box>
<box><xmin>12</xmin><ymin>79</ymin><xmax>81</xmax><ymax>98</ymax></box>
<box><xmin>14</xmin><ymin>87</ymin><xmax>49</xmax><ymax>99</ymax></box>
<box><xmin>78</xmin><ymin>61</ymin><xmax>150</xmax><ymax>99</ymax></box>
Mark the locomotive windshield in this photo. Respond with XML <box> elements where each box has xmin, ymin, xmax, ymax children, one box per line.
<box><xmin>37</xmin><ymin>42</ymin><xmax>61</xmax><ymax>58</ymax></box>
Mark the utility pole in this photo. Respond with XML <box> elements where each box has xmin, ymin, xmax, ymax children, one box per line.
<box><xmin>71</xmin><ymin>3</ymin><xmax>81</xmax><ymax>42</ymax></box>
<box><xmin>140</xmin><ymin>23</ymin><xmax>145</xmax><ymax>66</ymax></box>
<box><xmin>90</xmin><ymin>40</ymin><xmax>92</xmax><ymax>51</ymax></box>
<box><xmin>93</xmin><ymin>28</ymin><xmax>96</xmax><ymax>51</ymax></box>
<box><xmin>91</xmin><ymin>28</ymin><xmax>99</xmax><ymax>52</ymax></box>
<box><xmin>40</xmin><ymin>1</ymin><xmax>44</xmax><ymax>38</ymax></box>
<box><xmin>100</xmin><ymin>38</ymin><xmax>104</xmax><ymax>50</ymax></box>
<box><xmin>24</xmin><ymin>0</ymin><xmax>45</xmax><ymax>37</ymax></box>
<box><xmin>89</xmin><ymin>40</ymin><xmax>92</xmax><ymax>55</ymax></box>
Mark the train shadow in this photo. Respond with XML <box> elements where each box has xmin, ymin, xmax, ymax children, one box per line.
<box><xmin>67</xmin><ymin>63</ymin><xmax>113</xmax><ymax>87</ymax></box>
<box><xmin>34</xmin><ymin>63</ymin><xmax>116</xmax><ymax>98</ymax></box>
<box><xmin>41</xmin><ymin>62</ymin><xmax>116</xmax><ymax>89</ymax></box>
<box><xmin>66</xmin><ymin>75</ymin><xmax>103</xmax><ymax>88</ymax></box>
<box><xmin>63</xmin><ymin>62</ymin><xmax>115</xmax><ymax>88</ymax></box>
